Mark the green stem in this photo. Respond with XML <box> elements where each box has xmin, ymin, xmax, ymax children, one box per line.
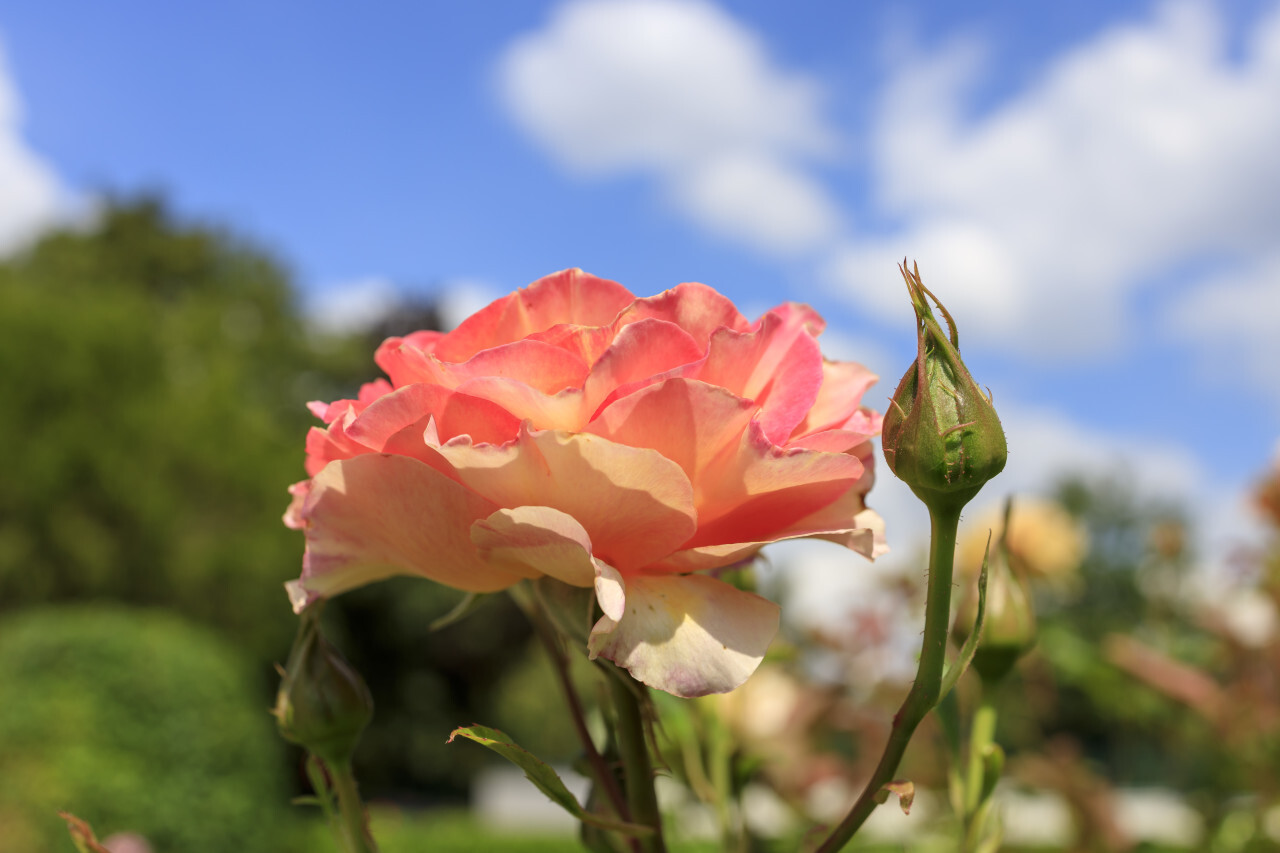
<box><xmin>328</xmin><ymin>758</ymin><xmax>378</xmax><ymax>853</ymax></box>
<box><xmin>514</xmin><ymin>585</ymin><xmax>635</xmax><ymax>839</ymax></box>
<box><xmin>815</xmin><ymin>504</ymin><xmax>962</xmax><ymax>852</ymax></box>
<box><xmin>608</xmin><ymin>672</ymin><xmax>668</xmax><ymax>853</ymax></box>
<box><xmin>961</xmin><ymin>690</ymin><xmax>999</xmax><ymax>852</ymax></box>
<box><xmin>964</xmin><ymin>694</ymin><xmax>998</xmax><ymax>816</ymax></box>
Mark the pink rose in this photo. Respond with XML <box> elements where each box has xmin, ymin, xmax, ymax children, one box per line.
<box><xmin>286</xmin><ymin>269</ymin><xmax>884</xmax><ymax>696</ymax></box>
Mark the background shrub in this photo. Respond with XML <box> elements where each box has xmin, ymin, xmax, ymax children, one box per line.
<box><xmin>0</xmin><ymin>605</ymin><xmax>294</xmax><ymax>852</ymax></box>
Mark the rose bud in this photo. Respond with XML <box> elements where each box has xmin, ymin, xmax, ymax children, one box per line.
<box><xmin>274</xmin><ymin>605</ymin><xmax>373</xmax><ymax>767</ymax></box>
<box><xmin>881</xmin><ymin>262</ymin><xmax>1007</xmax><ymax>515</ymax></box>
<box><xmin>953</xmin><ymin>513</ymin><xmax>1038</xmax><ymax>684</ymax></box>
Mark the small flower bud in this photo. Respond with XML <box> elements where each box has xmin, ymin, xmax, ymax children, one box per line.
<box><xmin>274</xmin><ymin>605</ymin><xmax>374</xmax><ymax>767</ymax></box>
<box><xmin>882</xmin><ymin>262</ymin><xmax>1007</xmax><ymax>515</ymax></box>
<box><xmin>954</xmin><ymin>508</ymin><xmax>1038</xmax><ymax>684</ymax></box>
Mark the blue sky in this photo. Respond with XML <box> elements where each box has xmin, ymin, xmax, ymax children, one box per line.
<box><xmin>3</xmin><ymin>0</ymin><xmax>1279</xmax><ymax>593</ymax></box>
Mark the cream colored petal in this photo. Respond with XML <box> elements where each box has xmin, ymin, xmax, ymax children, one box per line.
<box><xmin>288</xmin><ymin>454</ymin><xmax>533</xmax><ymax>612</ymax></box>
<box><xmin>470</xmin><ymin>505</ymin><xmax>598</xmax><ymax>587</ymax></box>
<box><xmin>588</xmin><ymin>573</ymin><xmax>779</xmax><ymax>698</ymax></box>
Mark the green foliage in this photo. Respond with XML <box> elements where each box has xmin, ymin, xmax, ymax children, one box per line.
<box><xmin>0</xmin><ymin>194</ymin><xmax>542</xmax><ymax>801</ymax></box>
<box><xmin>325</xmin><ymin>579</ymin><xmax>537</xmax><ymax>797</ymax></box>
<box><xmin>0</xmin><ymin>605</ymin><xmax>295</xmax><ymax>852</ymax></box>
<box><xmin>0</xmin><ymin>196</ymin><xmax>359</xmax><ymax>665</ymax></box>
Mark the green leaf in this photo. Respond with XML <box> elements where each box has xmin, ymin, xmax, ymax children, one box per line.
<box><xmin>448</xmin><ymin>724</ymin><xmax>654</xmax><ymax>837</ymax></box>
<box><xmin>940</xmin><ymin>533</ymin><xmax>992</xmax><ymax>700</ymax></box>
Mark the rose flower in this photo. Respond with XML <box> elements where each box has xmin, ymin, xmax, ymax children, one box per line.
<box><xmin>285</xmin><ymin>270</ymin><xmax>884</xmax><ymax>697</ymax></box>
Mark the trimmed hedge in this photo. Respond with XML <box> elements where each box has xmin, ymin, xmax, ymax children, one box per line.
<box><xmin>0</xmin><ymin>604</ymin><xmax>292</xmax><ymax>852</ymax></box>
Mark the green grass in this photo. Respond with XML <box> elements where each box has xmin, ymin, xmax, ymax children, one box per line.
<box><xmin>290</xmin><ymin>807</ymin><xmax>1196</xmax><ymax>853</ymax></box>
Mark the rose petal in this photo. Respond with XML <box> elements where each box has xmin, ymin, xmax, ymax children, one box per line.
<box><xmin>689</xmin><ymin>420</ymin><xmax>866</xmax><ymax>548</ymax></box>
<box><xmin>450</xmin><ymin>378</ymin><xmax>586</xmax><ymax>431</ymax></box>
<box><xmin>436</xmin><ymin>426</ymin><xmax>698</xmax><ymax>571</ymax></box>
<box><xmin>433</xmin><ymin>269</ymin><xmax>635</xmax><ymax>363</ymax></box>
<box><xmin>652</xmin><ymin>489</ymin><xmax>885</xmax><ymax>573</ymax></box>
<box><xmin>614</xmin><ymin>282</ymin><xmax>751</xmax><ymax>346</ymax></box>
<box><xmin>790</xmin><ymin>360</ymin><xmax>879</xmax><ymax>440</ymax></box>
<box><xmin>470</xmin><ymin>505</ymin><xmax>598</xmax><ymax>587</ymax></box>
<box><xmin>586</xmin><ymin>378</ymin><xmax>755</xmax><ymax>495</ymax></box>
<box><xmin>287</xmin><ymin>454</ymin><xmax>534</xmax><ymax>612</ymax></box>
<box><xmin>346</xmin><ymin>383</ymin><xmax>523</xmax><ymax>448</ymax></box>
<box><xmin>695</xmin><ymin>310</ymin><xmax>824</xmax><ymax>445</ymax></box>
<box><xmin>583</xmin><ymin>318</ymin><xmax>705</xmax><ymax>416</ymax></box>
<box><xmin>588</xmin><ymin>573</ymin><xmax>780</xmax><ymax>698</ymax></box>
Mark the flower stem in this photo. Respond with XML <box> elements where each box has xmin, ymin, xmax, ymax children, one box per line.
<box><xmin>327</xmin><ymin>758</ymin><xmax>378</xmax><ymax>853</ymax></box>
<box><xmin>815</xmin><ymin>504</ymin><xmax>962</xmax><ymax>852</ymax></box>
<box><xmin>516</xmin><ymin>587</ymin><xmax>635</xmax><ymax>843</ymax></box>
<box><xmin>964</xmin><ymin>693</ymin><xmax>998</xmax><ymax>815</ymax></box>
<box><xmin>608</xmin><ymin>672</ymin><xmax>668</xmax><ymax>853</ymax></box>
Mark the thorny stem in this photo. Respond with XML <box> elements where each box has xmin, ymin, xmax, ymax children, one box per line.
<box><xmin>814</xmin><ymin>504</ymin><xmax>962</xmax><ymax>851</ymax></box>
<box><xmin>327</xmin><ymin>758</ymin><xmax>379</xmax><ymax>853</ymax></box>
<box><xmin>609</xmin><ymin>672</ymin><xmax>668</xmax><ymax>853</ymax></box>
<box><xmin>512</xmin><ymin>586</ymin><xmax>635</xmax><ymax>849</ymax></box>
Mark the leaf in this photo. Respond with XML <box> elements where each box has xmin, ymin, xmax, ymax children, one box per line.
<box><xmin>429</xmin><ymin>592</ymin><xmax>489</xmax><ymax>631</ymax></box>
<box><xmin>874</xmin><ymin>779</ymin><xmax>916</xmax><ymax>815</ymax></box>
<box><xmin>448</xmin><ymin>724</ymin><xmax>653</xmax><ymax>837</ymax></box>
<box><xmin>58</xmin><ymin>812</ymin><xmax>112</xmax><ymax>853</ymax></box>
<box><xmin>940</xmin><ymin>532</ymin><xmax>992</xmax><ymax>700</ymax></box>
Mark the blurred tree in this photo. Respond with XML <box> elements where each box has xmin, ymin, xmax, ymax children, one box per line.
<box><xmin>0</xmin><ymin>196</ymin><xmax>369</xmax><ymax>664</ymax></box>
<box><xmin>0</xmin><ymin>199</ymin><xmax>541</xmax><ymax>801</ymax></box>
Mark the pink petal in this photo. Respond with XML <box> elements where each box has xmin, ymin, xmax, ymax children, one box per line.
<box><xmin>583</xmin><ymin>318</ymin><xmax>704</xmax><ymax>415</ymax></box>
<box><xmin>470</xmin><ymin>505</ymin><xmax>599</xmax><ymax>587</ymax></box>
<box><xmin>346</xmin><ymin>383</ymin><xmax>523</xmax><ymax>448</ymax></box>
<box><xmin>442</xmin><ymin>339</ymin><xmax>590</xmax><ymax>394</ymax></box>
<box><xmin>432</xmin><ymin>269</ymin><xmax>635</xmax><ymax>363</ymax></box>
<box><xmin>305</xmin><ymin>420</ymin><xmax>373</xmax><ymax>477</ymax></box>
<box><xmin>588</xmin><ymin>573</ymin><xmax>780</xmax><ymax>698</ymax></box>
<box><xmin>614</xmin><ymin>282</ymin><xmax>751</xmax><ymax>346</ymax></box>
<box><xmin>790</xmin><ymin>360</ymin><xmax>879</xmax><ymax>441</ymax></box>
<box><xmin>436</xmin><ymin>425</ymin><xmax>698</xmax><ymax>572</ymax></box>
<box><xmin>377</xmin><ymin>338</ymin><xmax>590</xmax><ymax>396</ymax></box>
<box><xmin>527</xmin><ymin>322</ymin><xmax>619</xmax><ymax>367</ymax></box>
<box><xmin>287</xmin><ymin>454</ymin><xmax>534</xmax><ymax>612</ymax></box>
<box><xmin>695</xmin><ymin>310</ymin><xmax>824</xmax><ymax>446</ymax></box>
<box><xmin>450</xmin><ymin>378</ymin><xmax>586</xmax><ymax>431</ymax></box>
<box><xmin>585</xmin><ymin>378</ymin><xmax>755</xmax><ymax>495</ymax></box>
<box><xmin>689</xmin><ymin>420</ymin><xmax>866</xmax><ymax>549</ymax></box>
<box><xmin>651</xmin><ymin>490</ymin><xmax>885</xmax><ymax>574</ymax></box>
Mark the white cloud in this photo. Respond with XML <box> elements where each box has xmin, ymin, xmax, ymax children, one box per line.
<box><xmin>0</xmin><ymin>38</ymin><xmax>66</xmax><ymax>256</ymax></box>
<box><xmin>826</xmin><ymin>1</ymin><xmax>1280</xmax><ymax>359</ymax></box>
<box><xmin>1163</xmin><ymin>252</ymin><xmax>1280</xmax><ymax>407</ymax></box>
<box><xmin>770</xmin><ymin>397</ymin><xmax>1261</xmax><ymax>628</ymax></box>
<box><xmin>307</xmin><ymin>277</ymin><xmax>401</xmax><ymax>335</ymax></box>
<box><xmin>496</xmin><ymin>0</ymin><xmax>842</xmax><ymax>254</ymax></box>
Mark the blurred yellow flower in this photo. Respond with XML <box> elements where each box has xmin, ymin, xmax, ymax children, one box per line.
<box><xmin>957</xmin><ymin>498</ymin><xmax>1089</xmax><ymax>582</ymax></box>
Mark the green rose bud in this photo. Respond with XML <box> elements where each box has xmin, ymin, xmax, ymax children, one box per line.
<box><xmin>882</xmin><ymin>262</ymin><xmax>1007</xmax><ymax>515</ymax></box>
<box><xmin>953</xmin><ymin>502</ymin><xmax>1038</xmax><ymax>684</ymax></box>
<box><xmin>274</xmin><ymin>604</ymin><xmax>374</xmax><ymax>767</ymax></box>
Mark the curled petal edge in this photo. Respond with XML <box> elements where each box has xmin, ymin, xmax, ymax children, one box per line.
<box><xmin>588</xmin><ymin>573</ymin><xmax>780</xmax><ymax>698</ymax></box>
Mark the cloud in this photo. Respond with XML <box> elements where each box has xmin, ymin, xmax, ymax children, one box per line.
<box><xmin>306</xmin><ymin>277</ymin><xmax>402</xmax><ymax>335</ymax></box>
<box><xmin>0</xmin><ymin>38</ymin><xmax>66</xmax><ymax>256</ymax></box>
<box><xmin>826</xmin><ymin>1</ymin><xmax>1280</xmax><ymax>359</ymax></box>
<box><xmin>771</xmin><ymin>396</ymin><xmax>1258</xmax><ymax>629</ymax></box>
<box><xmin>1163</xmin><ymin>251</ymin><xmax>1280</xmax><ymax>407</ymax></box>
<box><xmin>496</xmin><ymin>0</ymin><xmax>842</xmax><ymax>254</ymax></box>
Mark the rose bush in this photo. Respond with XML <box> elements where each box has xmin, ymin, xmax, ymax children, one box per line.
<box><xmin>285</xmin><ymin>269</ymin><xmax>884</xmax><ymax>697</ymax></box>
